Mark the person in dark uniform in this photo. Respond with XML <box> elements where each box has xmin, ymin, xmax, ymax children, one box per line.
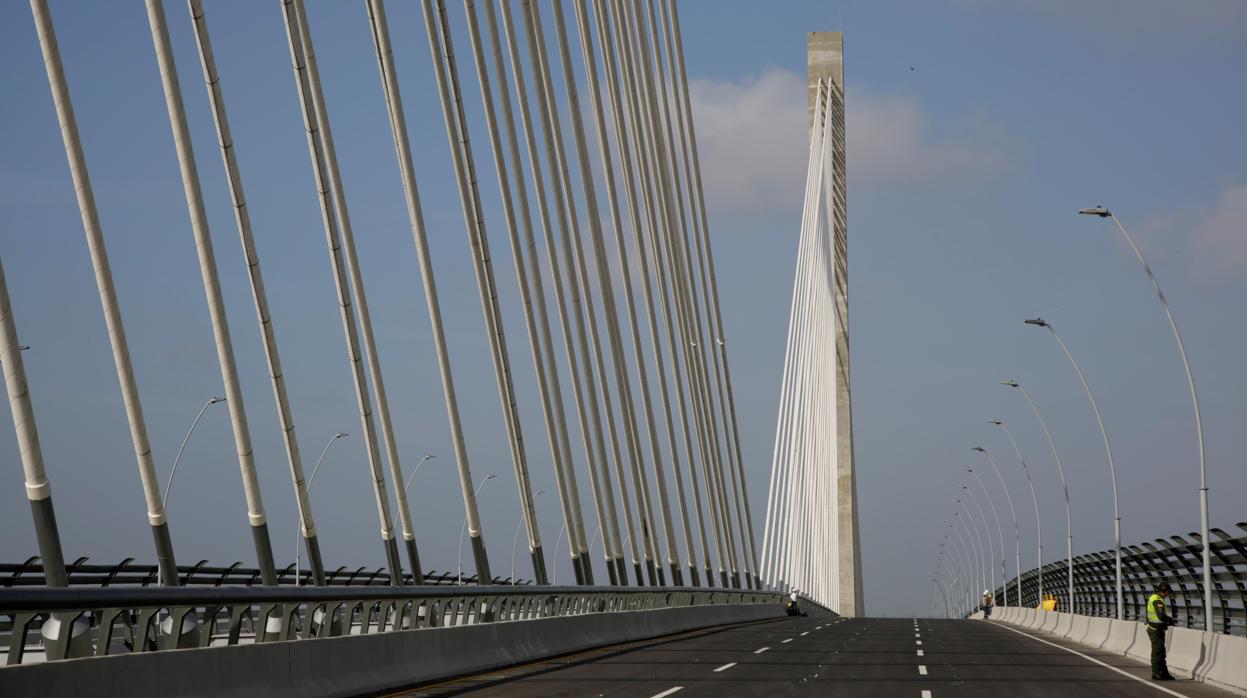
<box><xmin>1146</xmin><ymin>582</ymin><xmax>1178</xmax><ymax>681</ymax></box>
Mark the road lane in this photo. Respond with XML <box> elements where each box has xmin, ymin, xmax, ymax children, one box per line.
<box><xmin>388</xmin><ymin>615</ymin><xmax>1235</xmax><ymax>698</ymax></box>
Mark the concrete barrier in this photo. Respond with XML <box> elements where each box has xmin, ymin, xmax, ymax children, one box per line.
<box><xmin>0</xmin><ymin>602</ymin><xmax>789</xmax><ymax>697</ymax></box>
<box><xmin>1066</xmin><ymin>614</ymin><xmax>1090</xmax><ymax>643</ymax></box>
<box><xmin>1053</xmin><ymin>612</ymin><xmax>1074</xmax><ymax>637</ymax></box>
<box><xmin>1165</xmin><ymin>626</ymin><xmax>1207</xmax><ymax>679</ymax></box>
<box><xmin>1039</xmin><ymin>610</ymin><xmax>1060</xmax><ymax>633</ymax></box>
<box><xmin>1123</xmin><ymin>622</ymin><xmax>1152</xmax><ymax>662</ymax></box>
<box><xmin>1102</xmin><ymin>618</ymin><xmax>1138</xmax><ymax>655</ymax></box>
<box><xmin>992</xmin><ymin>609</ymin><xmax>1247</xmax><ymax>696</ymax></box>
<box><xmin>1083</xmin><ymin>617</ymin><xmax>1112</xmax><ymax>648</ymax></box>
<box><xmin>1198</xmin><ymin>631</ymin><xmax>1247</xmax><ymax>695</ymax></box>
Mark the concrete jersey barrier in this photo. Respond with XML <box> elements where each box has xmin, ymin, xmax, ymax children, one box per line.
<box><xmin>991</xmin><ymin>610</ymin><xmax>1247</xmax><ymax>696</ymax></box>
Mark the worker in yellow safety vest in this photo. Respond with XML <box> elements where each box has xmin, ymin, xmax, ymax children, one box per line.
<box><xmin>1146</xmin><ymin>582</ymin><xmax>1177</xmax><ymax>681</ymax></box>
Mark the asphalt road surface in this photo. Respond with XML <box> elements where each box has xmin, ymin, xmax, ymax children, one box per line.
<box><xmin>386</xmin><ymin>615</ymin><xmax>1236</xmax><ymax>698</ymax></box>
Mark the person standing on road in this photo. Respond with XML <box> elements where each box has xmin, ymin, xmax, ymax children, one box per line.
<box><xmin>1147</xmin><ymin>582</ymin><xmax>1178</xmax><ymax>681</ymax></box>
<box><xmin>981</xmin><ymin>590</ymin><xmax>994</xmax><ymax>619</ymax></box>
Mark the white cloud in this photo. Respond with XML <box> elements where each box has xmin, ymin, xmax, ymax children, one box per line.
<box><xmin>689</xmin><ymin>68</ymin><xmax>1013</xmax><ymax>214</ymax></box>
<box><xmin>1187</xmin><ymin>182</ymin><xmax>1247</xmax><ymax>282</ymax></box>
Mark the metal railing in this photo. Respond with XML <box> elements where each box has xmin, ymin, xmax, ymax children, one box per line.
<box><xmin>993</xmin><ymin>523</ymin><xmax>1247</xmax><ymax>635</ymax></box>
<box><xmin>0</xmin><ymin>557</ymin><xmax>532</xmax><ymax>588</ymax></box>
<box><xmin>1</xmin><ymin>583</ymin><xmax>783</xmax><ymax>666</ymax></box>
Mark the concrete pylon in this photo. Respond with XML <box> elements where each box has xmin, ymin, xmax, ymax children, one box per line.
<box><xmin>808</xmin><ymin>31</ymin><xmax>862</xmax><ymax>616</ymax></box>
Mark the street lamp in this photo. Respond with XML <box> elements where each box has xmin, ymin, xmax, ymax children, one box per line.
<box><xmin>1025</xmin><ymin>317</ymin><xmax>1123</xmax><ymax>619</ymax></box>
<box><xmin>1002</xmin><ymin>379</ymin><xmax>1074</xmax><ymax>611</ymax></box>
<box><xmin>296</xmin><ymin>432</ymin><xmax>348</xmax><ymax>587</ymax></box>
<box><xmin>162</xmin><ymin>396</ymin><xmax>225</xmax><ymax>507</ymax></box>
<box><xmin>954</xmin><ymin>508</ymin><xmax>985</xmax><ymax>595</ymax></box>
<box><xmin>512</xmin><ymin>489</ymin><xmax>545</xmax><ymax>583</ymax></box>
<box><xmin>973</xmin><ymin>446</ymin><xmax>1021</xmax><ymax>608</ymax></box>
<box><xmin>404</xmin><ymin>454</ymin><xmax>436</xmax><ymax>494</ymax></box>
<box><xmin>458</xmin><ymin>474</ymin><xmax>497</xmax><ymax>585</ymax></box>
<box><xmin>959</xmin><ymin>495</ymin><xmax>993</xmax><ymax>598</ymax></box>
<box><xmin>1079</xmin><ymin>205</ymin><xmax>1212</xmax><ymax>629</ymax></box>
<box><xmin>989</xmin><ymin>420</ymin><xmax>1044</xmax><ymax>606</ymax></box>
<box><xmin>966</xmin><ymin>468</ymin><xmax>1006</xmax><ymax>607</ymax></box>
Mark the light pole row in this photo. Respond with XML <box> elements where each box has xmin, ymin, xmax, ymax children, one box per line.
<box><xmin>963</xmin><ymin>206</ymin><xmax>1212</xmax><ymax>627</ymax></box>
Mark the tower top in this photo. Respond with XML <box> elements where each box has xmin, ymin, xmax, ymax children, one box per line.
<box><xmin>807</xmin><ymin>32</ymin><xmax>843</xmax><ymax>131</ymax></box>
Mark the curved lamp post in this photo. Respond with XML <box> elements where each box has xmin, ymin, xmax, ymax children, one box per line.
<box><xmin>961</xmin><ymin>492</ymin><xmax>995</xmax><ymax>599</ymax></box>
<box><xmin>966</xmin><ymin>468</ymin><xmax>1007</xmax><ymax>606</ymax></box>
<box><xmin>973</xmin><ymin>446</ymin><xmax>1020</xmax><ymax>608</ymax></box>
<box><xmin>1025</xmin><ymin>317</ymin><xmax>1123</xmax><ymax>619</ymax></box>
<box><xmin>1079</xmin><ymin>205</ymin><xmax>1211</xmax><ymax>629</ymax></box>
<box><xmin>954</xmin><ymin>508</ymin><xmax>985</xmax><ymax>595</ymax></box>
<box><xmin>459</xmin><ymin>474</ymin><xmax>497</xmax><ymax>585</ymax></box>
<box><xmin>296</xmin><ymin>432</ymin><xmax>348</xmax><ymax>586</ymax></box>
<box><xmin>162</xmin><ymin>396</ymin><xmax>226</xmax><ymax>507</ymax></box>
<box><xmin>1002</xmin><ymin>379</ymin><xmax>1074</xmax><ymax>611</ymax></box>
<box><xmin>990</xmin><ymin>420</ymin><xmax>1044</xmax><ymax>606</ymax></box>
<box><xmin>404</xmin><ymin>454</ymin><xmax>436</xmax><ymax>495</ymax></box>
<box><xmin>512</xmin><ymin>489</ymin><xmax>544</xmax><ymax>583</ymax></box>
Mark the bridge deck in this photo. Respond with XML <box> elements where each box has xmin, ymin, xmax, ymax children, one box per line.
<box><xmin>393</xmin><ymin>616</ymin><xmax>1234</xmax><ymax>697</ymax></box>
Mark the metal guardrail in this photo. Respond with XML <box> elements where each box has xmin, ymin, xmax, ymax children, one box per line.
<box><xmin>993</xmin><ymin>523</ymin><xmax>1247</xmax><ymax>636</ymax></box>
<box><xmin>1</xmin><ymin>583</ymin><xmax>784</xmax><ymax>666</ymax></box>
<box><xmin>0</xmin><ymin>557</ymin><xmax>532</xmax><ymax>588</ymax></box>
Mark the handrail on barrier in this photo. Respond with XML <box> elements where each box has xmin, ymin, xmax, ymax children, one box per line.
<box><xmin>0</xmin><ymin>584</ymin><xmax>790</xmax><ymax>666</ymax></box>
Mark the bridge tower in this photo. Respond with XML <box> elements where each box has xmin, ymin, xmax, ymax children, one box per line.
<box><xmin>808</xmin><ymin>32</ymin><xmax>862</xmax><ymax>616</ymax></box>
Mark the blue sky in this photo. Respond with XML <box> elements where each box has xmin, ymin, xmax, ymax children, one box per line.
<box><xmin>1</xmin><ymin>1</ymin><xmax>1244</xmax><ymax>617</ymax></box>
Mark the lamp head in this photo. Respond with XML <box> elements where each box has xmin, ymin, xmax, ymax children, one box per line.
<box><xmin>1001</xmin><ymin>379</ymin><xmax>1019</xmax><ymax>388</ymax></box>
<box><xmin>972</xmin><ymin>446</ymin><xmax>986</xmax><ymax>452</ymax></box>
<box><xmin>1024</xmin><ymin>317</ymin><xmax>1049</xmax><ymax>328</ymax></box>
<box><xmin>485</xmin><ymin>474</ymin><xmax>498</xmax><ymax>481</ymax></box>
<box><xmin>988</xmin><ymin>419</ymin><xmax>1002</xmax><ymax>426</ymax></box>
<box><xmin>334</xmin><ymin>432</ymin><xmax>348</xmax><ymax>439</ymax></box>
<box><xmin>1078</xmin><ymin>206</ymin><xmax>1111</xmax><ymax>218</ymax></box>
<box><xmin>210</xmin><ymin>396</ymin><xmax>226</xmax><ymax>404</ymax></box>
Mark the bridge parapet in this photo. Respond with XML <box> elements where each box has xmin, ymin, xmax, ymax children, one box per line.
<box><xmin>1</xmin><ymin>583</ymin><xmax>785</xmax><ymax>666</ymax></box>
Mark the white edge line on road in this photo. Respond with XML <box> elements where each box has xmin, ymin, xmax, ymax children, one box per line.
<box><xmin>755</xmin><ymin>647</ymin><xmax>770</xmax><ymax>654</ymax></box>
<box><xmin>993</xmin><ymin>622</ymin><xmax>1192</xmax><ymax>697</ymax></box>
<box><xmin>713</xmin><ymin>662</ymin><xmax>737</xmax><ymax>673</ymax></box>
<box><xmin>649</xmin><ymin>688</ymin><xmax>683</xmax><ymax>698</ymax></box>
<box><xmin>918</xmin><ymin>665</ymin><xmax>928</xmax><ymax>676</ymax></box>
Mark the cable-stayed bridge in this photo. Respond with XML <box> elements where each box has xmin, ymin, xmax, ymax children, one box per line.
<box><xmin>2</xmin><ymin>2</ymin><xmax>1244</xmax><ymax>696</ymax></box>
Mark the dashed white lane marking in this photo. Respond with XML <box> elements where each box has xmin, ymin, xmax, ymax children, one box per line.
<box><xmin>713</xmin><ymin>662</ymin><xmax>737</xmax><ymax>673</ymax></box>
<box><xmin>993</xmin><ymin>623</ymin><xmax>1193</xmax><ymax>697</ymax></box>
<box><xmin>916</xmin><ymin>640</ymin><xmax>923</xmax><ymax>646</ymax></box>
<box><xmin>781</xmin><ymin>638</ymin><xmax>793</xmax><ymax>643</ymax></box>
<box><xmin>754</xmin><ymin>647</ymin><xmax>770</xmax><ymax>654</ymax></box>
<box><xmin>801</xmin><ymin>631</ymin><xmax>810</xmax><ymax>636</ymax></box>
<box><xmin>915</xmin><ymin>633</ymin><xmax>921</xmax><ymax>638</ymax></box>
<box><xmin>918</xmin><ymin>665</ymin><xmax>928</xmax><ymax>676</ymax></box>
<box><xmin>917</xmin><ymin>649</ymin><xmax>924</xmax><ymax>657</ymax></box>
<box><xmin>650</xmin><ymin>688</ymin><xmax>683</xmax><ymax>698</ymax></box>
<box><xmin>922</xmin><ymin>691</ymin><xmax>933</xmax><ymax>698</ymax></box>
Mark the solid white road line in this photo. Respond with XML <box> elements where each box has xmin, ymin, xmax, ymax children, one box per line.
<box><xmin>781</xmin><ymin>638</ymin><xmax>793</xmax><ymax>643</ymax></box>
<box><xmin>918</xmin><ymin>665</ymin><xmax>928</xmax><ymax>676</ymax></box>
<box><xmin>713</xmin><ymin>663</ymin><xmax>737</xmax><ymax>673</ymax></box>
<box><xmin>649</xmin><ymin>688</ymin><xmax>683</xmax><ymax>698</ymax></box>
<box><xmin>993</xmin><ymin>623</ymin><xmax>1192</xmax><ymax>697</ymax></box>
<box><xmin>755</xmin><ymin>647</ymin><xmax>770</xmax><ymax>654</ymax></box>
